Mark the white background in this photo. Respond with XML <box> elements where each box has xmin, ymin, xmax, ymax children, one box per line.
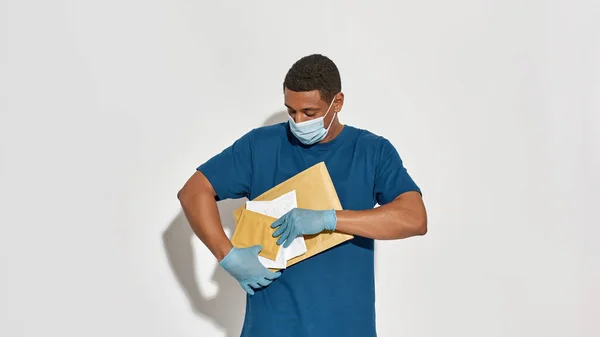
<box><xmin>1</xmin><ymin>1</ymin><xmax>598</xmax><ymax>336</ymax></box>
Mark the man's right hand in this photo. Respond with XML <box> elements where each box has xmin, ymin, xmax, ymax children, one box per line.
<box><xmin>219</xmin><ymin>245</ymin><xmax>281</xmax><ymax>295</ymax></box>
<box><xmin>178</xmin><ymin>171</ymin><xmax>280</xmax><ymax>294</ymax></box>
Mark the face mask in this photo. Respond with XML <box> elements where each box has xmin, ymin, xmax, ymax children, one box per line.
<box><xmin>288</xmin><ymin>97</ymin><xmax>337</xmax><ymax>145</ymax></box>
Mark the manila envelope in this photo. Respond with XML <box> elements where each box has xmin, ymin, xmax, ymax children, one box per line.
<box><xmin>230</xmin><ymin>209</ymin><xmax>279</xmax><ymax>261</ymax></box>
<box><xmin>230</xmin><ymin>161</ymin><xmax>354</xmax><ymax>269</ymax></box>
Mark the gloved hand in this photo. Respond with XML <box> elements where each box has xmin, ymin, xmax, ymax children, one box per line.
<box><xmin>271</xmin><ymin>208</ymin><xmax>337</xmax><ymax>248</ymax></box>
<box><xmin>219</xmin><ymin>245</ymin><xmax>281</xmax><ymax>295</ymax></box>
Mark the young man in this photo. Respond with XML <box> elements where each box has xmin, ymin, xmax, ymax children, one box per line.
<box><xmin>178</xmin><ymin>54</ymin><xmax>427</xmax><ymax>337</ymax></box>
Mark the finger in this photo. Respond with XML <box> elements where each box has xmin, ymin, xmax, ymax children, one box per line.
<box><xmin>277</xmin><ymin>227</ymin><xmax>295</xmax><ymax>247</ymax></box>
<box><xmin>264</xmin><ymin>271</ymin><xmax>281</xmax><ymax>280</ymax></box>
<box><xmin>242</xmin><ymin>284</ymin><xmax>255</xmax><ymax>295</ymax></box>
<box><xmin>249</xmin><ymin>281</ymin><xmax>261</xmax><ymax>289</ymax></box>
<box><xmin>282</xmin><ymin>232</ymin><xmax>295</xmax><ymax>248</ymax></box>
<box><xmin>270</xmin><ymin>215</ymin><xmax>285</xmax><ymax>229</ymax></box>
<box><xmin>275</xmin><ymin>226</ymin><xmax>290</xmax><ymax>245</ymax></box>
<box><xmin>257</xmin><ymin>278</ymin><xmax>272</xmax><ymax>287</ymax></box>
<box><xmin>272</xmin><ymin>221</ymin><xmax>288</xmax><ymax>238</ymax></box>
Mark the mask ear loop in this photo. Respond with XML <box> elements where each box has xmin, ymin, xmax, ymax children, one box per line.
<box><xmin>323</xmin><ymin>95</ymin><xmax>336</xmax><ymax>119</ymax></box>
<box><xmin>325</xmin><ymin>111</ymin><xmax>336</xmax><ymax>130</ymax></box>
<box><xmin>323</xmin><ymin>95</ymin><xmax>338</xmax><ymax>136</ymax></box>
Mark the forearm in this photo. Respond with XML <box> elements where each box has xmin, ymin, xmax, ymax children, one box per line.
<box><xmin>335</xmin><ymin>195</ymin><xmax>427</xmax><ymax>240</ymax></box>
<box><xmin>179</xmin><ymin>192</ymin><xmax>233</xmax><ymax>261</ymax></box>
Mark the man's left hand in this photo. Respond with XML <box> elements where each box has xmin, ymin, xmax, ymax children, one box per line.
<box><xmin>271</xmin><ymin>208</ymin><xmax>337</xmax><ymax>247</ymax></box>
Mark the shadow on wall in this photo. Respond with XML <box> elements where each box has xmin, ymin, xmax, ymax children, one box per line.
<box><xmin>162</xmin><ymin>110</ymin><xmax>288</xmax><ymax>337</ymax></box>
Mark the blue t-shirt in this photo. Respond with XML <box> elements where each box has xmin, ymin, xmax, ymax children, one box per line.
<box><xmin>198</xmin><ymin>122</ymin><xmax>420</xmax><ymax>337</ymax></box>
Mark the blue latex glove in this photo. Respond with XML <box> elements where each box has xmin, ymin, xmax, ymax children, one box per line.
<box><xmin>271</xmin><ymin>208</ymin><xmax>337</xmax><ymax>248</ymax></box>
<box><xmin>219</xmin><ymin>245</ymin><xmax>281</xmax><ymax>295</ymax></box>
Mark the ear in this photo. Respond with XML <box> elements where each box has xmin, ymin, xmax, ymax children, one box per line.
<box><xmin>333</xmin><ymin>92</ymin><xmax>344</xmax><ymax>113</ymax></box>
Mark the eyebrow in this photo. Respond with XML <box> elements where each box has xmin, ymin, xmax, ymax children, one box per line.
<box><xmin>285</xmin><ymin>104</ymin><xmax>320</xmax><ymax>112</ymax></box>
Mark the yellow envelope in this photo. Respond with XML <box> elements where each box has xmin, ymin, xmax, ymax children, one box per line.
<box><xmin>230</xmin><ymin>161</ymin><xmax>354</xmax><ymax>269</ymax></box>
<box><xmin>230</xmin><ymin>209</ymin><xmax>279</xmax><ymax>261</ymax></box>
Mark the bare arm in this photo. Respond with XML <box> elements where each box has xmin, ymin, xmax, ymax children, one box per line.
<box><xmin>335</xmin><ymin>191</ymin><xmax>427</xmax><ymax>240</ymax></box>
<box><xmin>177</xmin><ymin>171</ymin><xmax>232</xmax><ymax>261</ymax></box>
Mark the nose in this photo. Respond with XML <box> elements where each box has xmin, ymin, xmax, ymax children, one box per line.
<box><xmin>293</xmin><ymin>114</ymin><xmax>310</xmax><ymax>124</ymax></box>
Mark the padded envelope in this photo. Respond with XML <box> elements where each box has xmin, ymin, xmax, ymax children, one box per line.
<box><xmin>230</xmin><ymin>162</ymin><xmax>354</xmax><ymax>269</ymax></box>
<box><xmin>230</xmin><ymin>209</ymin><xmax>279</xmax><ymax>261</ymax></box>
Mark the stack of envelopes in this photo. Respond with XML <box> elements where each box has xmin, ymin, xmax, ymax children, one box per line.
<box><xmin>231</xmin><ymin>162</ymin><xmax>354</xmax><ymax>270</ymax></box>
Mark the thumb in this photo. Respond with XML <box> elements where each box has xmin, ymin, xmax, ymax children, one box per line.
<box><xmin>250</xmin><ymin>245</ymin><xmax>263</xmax><ymax>254</ymax></box>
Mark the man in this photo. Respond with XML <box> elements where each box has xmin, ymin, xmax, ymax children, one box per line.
<box><xmin>178</xmin><ymin>54</ymin><xmax>427</xmax><ymax>337</ymax></box>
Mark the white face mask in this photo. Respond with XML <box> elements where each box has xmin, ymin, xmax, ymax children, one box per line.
<box><xmin>288</xmin><ymin>97</ymin><xmax>336</xmax><ymax>145</ymax></box>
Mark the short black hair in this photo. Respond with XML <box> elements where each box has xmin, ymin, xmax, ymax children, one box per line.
<box><xmin>283</xmin><ymin>54</ymin><xmax>341</xmax><ymax>102</ymax></box>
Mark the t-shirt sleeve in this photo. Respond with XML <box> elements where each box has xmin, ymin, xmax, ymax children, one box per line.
<box><xmin>196</xmin><ymin>131</ymin><xmax>254</xmax><ymax>200</ymax></box>
<box><xmin>374</xmin><ymin>138</ymin><xmax>421</xmax><ymax>205</ymax></box>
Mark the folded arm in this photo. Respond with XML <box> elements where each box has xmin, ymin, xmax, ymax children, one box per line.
<box><xmin>179</xmin><ymin>132</ymin><xmax>281</xmax><ymax>295</ymax></box>
<box><xmin>271</xmin><ymin>138</ymin><xmax>427</xmax><ymax>246</ymax></box>
<box><xmin>271</xmin><ymin>191</ymin><xmax>427</xmax><ymax>247</ymax></box>
<box><xmin>177</xmin><ymin>171</ymin><xmax>233</xmax><ymax>261</ymax></box>
<box><xmin>335</xmin><ymin>191</ymin><xmax>427</xmax><ymax>239</ymax></box>
<box><xmin>178</xmin><ymin>170</ymin><xmax>281</xmax><ymax>295</ymax></box>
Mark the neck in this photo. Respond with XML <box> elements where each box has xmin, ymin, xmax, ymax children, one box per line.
<box><xmin>320</xmin><ymin>118</ymin><xmax>344</xmax><ymax>143</ymax></box>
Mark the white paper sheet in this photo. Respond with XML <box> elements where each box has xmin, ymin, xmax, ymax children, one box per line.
<box><xmin>245</xmin><ymin>190</ymin><xmax>307</xmax><ymax>269</ymax></box>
